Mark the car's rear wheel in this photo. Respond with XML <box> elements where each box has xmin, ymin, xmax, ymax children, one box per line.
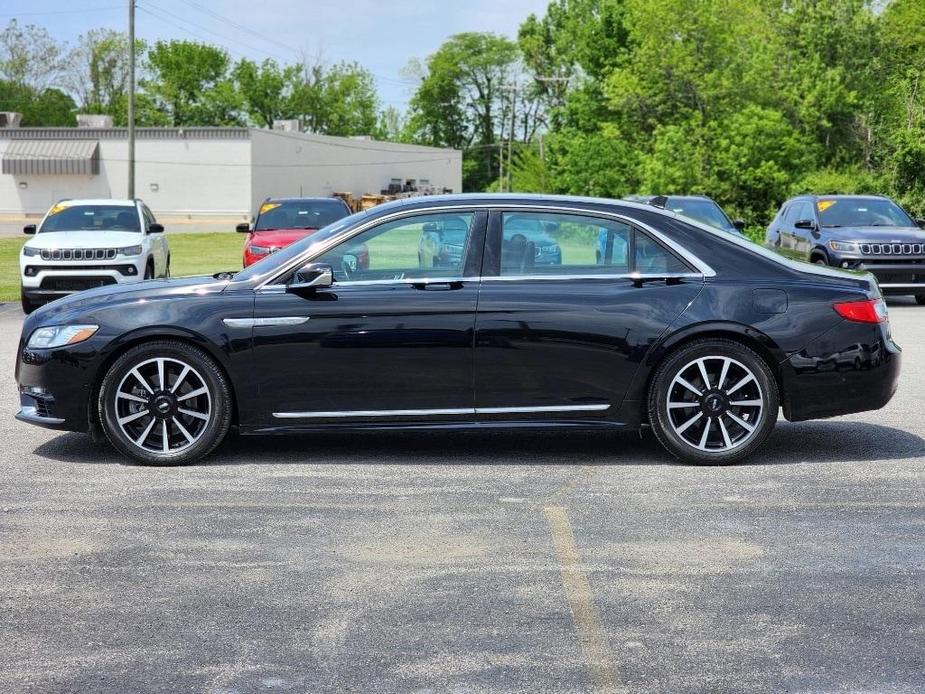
<box><xmin>648</xmin><ymin>338</ymin><xmax>778</xmax><ymax>465</ymax></box>
<box><xmin>98</xmin><ymin>341</ymin><xmax>232</xmax><ymax>465</ymax></box>
<box><xmin>20</xmin><ymin>289</ymin><xmax>37</xmax><ymax>315</ymax></box>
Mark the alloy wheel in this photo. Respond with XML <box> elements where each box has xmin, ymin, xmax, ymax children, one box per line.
<box><xmin>666</xmin><ymin>356</ymin><xmax>764</xmax><ymax>452</ymax></box>
<box><xmin>113</xmin><ymin>357</ymin><xmax>212</xmax><ymax>454</ymax></box>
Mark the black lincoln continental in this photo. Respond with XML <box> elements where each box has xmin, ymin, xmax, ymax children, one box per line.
<box><xmin>15</xmin><ymin>194</ymin><xmax>901</xmax><ymax>466</ymax></box>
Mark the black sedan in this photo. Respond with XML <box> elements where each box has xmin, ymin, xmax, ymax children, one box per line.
<box><xmin>14</xmin><ymin>194</ymin><xmax>901</xmax><ymax>466</ymax></box>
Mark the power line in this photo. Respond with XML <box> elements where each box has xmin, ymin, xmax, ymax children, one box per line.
<box><xmin>0</xmin><ymin>6</ymin><xmax>122</xmax><ymax>18</ymax></box>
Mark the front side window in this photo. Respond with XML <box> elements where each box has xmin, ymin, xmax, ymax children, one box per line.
<box><xmin>315</xmin><ymin>212</ymin><xmax>476</xmax><ymax>283</ymax></box>
<box><xmin>39</xmin><ymin>204</ymin><xmax>141</xmax><ymax>233</ymax></box>
<box><xmin>497</xmin><ymin>211</ymin><xmax>691</xmax><ymax>277</ymax></box>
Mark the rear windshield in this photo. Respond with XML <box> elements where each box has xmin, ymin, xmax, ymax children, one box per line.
<box><xmin>817</xmin><ymin>197</ymin><xmax>915</xmax><ymax>228</ymax></box>
<box><xmin>666</xmin><ymin>198</ymin><xmax>734</xmax><ymax>232</ymax></box>
<box><xmin>255</xmin><ymin>200</ymin><xmax>350</xmax><ymax>231</ymax></box>
<box><xmin>40</xmin><ymin>204</ymin><xmax>140</xmax><ymax>233</ymax></box>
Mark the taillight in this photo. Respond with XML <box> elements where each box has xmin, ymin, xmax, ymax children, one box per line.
<box><xmin>833</xmin><ymin>298</ymin><xmax>887</xmax><ymax>324</ymax></box>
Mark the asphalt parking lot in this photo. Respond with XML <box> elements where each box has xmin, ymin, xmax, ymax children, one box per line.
<box><xmin>1</xmin><ymin>299</ymin><xmax>924</xmax><ymax>693</ymax></box>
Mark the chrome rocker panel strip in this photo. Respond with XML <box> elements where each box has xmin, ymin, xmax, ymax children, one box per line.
<box><xmin>272</xmin><ymin>404</ymin><xmax>610</xmax><ymax>419</ymax></box>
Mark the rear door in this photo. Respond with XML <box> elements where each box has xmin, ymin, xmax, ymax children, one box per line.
<box><xmin>473</xmin><ymin>208</ymin><xmax>705</xmax><ymax>423</ymax></box>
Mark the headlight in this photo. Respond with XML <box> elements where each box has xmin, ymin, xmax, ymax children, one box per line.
<box><xmin>248</xmin><ymin>245</ymin><xmax>273</xmax><ymax>256</ymax></box>
<box><xmin>22</xmin><ymin>246</ymin><xmax>41</xmax><ymax>257</ymax></box>
<box><xmin>828</xmin><ymin>240</ymin><xmax>860</xmax><ymax>253</ymax></box>
<box><xmin>27</xmin><ymin>325</ymin><xmax>99</xmax><ymax>349</ymax></box>
<box><xmin>118</xmin><ymin>245</ymin><xmax>143</xmax><ymax>257</ymax></box>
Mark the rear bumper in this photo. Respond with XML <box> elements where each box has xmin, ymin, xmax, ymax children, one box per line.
<box><xmin>781</xmin><ymin>320</ymin><xmax>901</xmax><ymax>422</ymax></box>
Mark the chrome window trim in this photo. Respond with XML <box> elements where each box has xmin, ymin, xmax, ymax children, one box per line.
<box><xmin>878</xmin><ymin>283</ymin><xmax>925</xmax><ymax>289</ymax></box>
<box><xmin>272</xmin><ymin>404</ymin><xmax>611</xmax><ymax>419</ymax></box>
<box><xmin>479</xmin><ymin>272</ymin><xmax>704</xmax><ymax>282</ymax></box>
<box><xmin>253</xmin><ymin>203</ymin><xmax>715</xmax><ymax>292</ymax></box>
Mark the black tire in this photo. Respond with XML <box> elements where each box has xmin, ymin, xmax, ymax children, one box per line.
<box><xmin>144</xmin><ymin>262</ymin><xmax>154</xmax><ymax>280</ymax></box>
<box><xmin>20</xmin><ymin>289</ymin><xmax>37</xmax><ymax>315</ymax></box>
<box><xmin>915</xmin><ymin>295</ymin><xmax>925</xmax><ymax>306</ymax></box>
<box><xmin>165</xmin><ymin>257</ymin><xmax>171</xmax><ymax>279</ymax></box>
<box><xmin>812</xmin><ymin>254</ymin><xmax>828</xmax><ymax>266</ymax></box>
<box><xmin>647</xmin><ymin>338</ymin><xmax>779</xmax><ymax>465</ymax></box>
<box><xmin>98</xmin><ymin>340</ymin><xmax>233</xmax><ymax>466</ymax></box>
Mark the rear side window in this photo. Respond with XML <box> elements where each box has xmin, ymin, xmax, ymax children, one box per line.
<box><xmin>635</xmin><ymin>233</ymin><xmax>691</xmax><ymax>274</ymax></box>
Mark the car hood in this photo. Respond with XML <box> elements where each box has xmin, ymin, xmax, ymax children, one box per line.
<box><xmin>25</xmin><ymin>230</ymin><xmax>145</xmax><ymax>249</ymax></box>
<box><xmin>826</xmin><ymin>226</ymin><xmax>925</xmax><ymax>243</ymax></box>
<box><xmin>25</xmin><ymin>275</ymin><xmax>230</xmax><ymax>327</ymax></box>
<box><xmin>249</xmin><ymin>228</ymin><xmax>319</xmax><ymax>248</ymax></box>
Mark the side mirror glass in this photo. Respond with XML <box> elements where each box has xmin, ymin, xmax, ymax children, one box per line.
<box><xmin>794</xmin><ymin>219</ymin><xmax>816</xmax><ymax>230</ymax></box>
<box><xmin>733</xmin><ymin>219</ymin><xmax>746</xmax><ymax>231</ymax></box>
<box><xmin>289</xmin><ymin>263</ymin><xmax>333</xmax><ymax>292</ymax></box>
<box><xmin>236</xmin><ymin>222</ymin><xmax>250</xmax><ymax>233</ymax></box>
<box><xmin>23</xmin><ymin>224</ymin><xmax>36</xmax><ymax>235</ymax></box>
<box><xmin>148</xmin><ymin>223</ymin><xmax>164</xmax><ymax>234</ymax></box>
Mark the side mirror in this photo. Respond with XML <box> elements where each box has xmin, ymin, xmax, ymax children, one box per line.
<box><xmin>794</xmin><ymin>219</ymin><xmax>816</xmax><ymax>230</ymax></box>
<box><xmin>148</xmin><ymin>223</ymin><xmax>164</xmax><ymax>234</ymax></box>
<box><xmin>288</xmin><ymin>263</ymin><xmax>333</xmax><ymax>292</ymax></box>
<box><xmin>236</xmin><ymin>222</ymin><xmax>251</xmax><ymax>233</ymax></box>
<box><xmin>733</xmin><ymin>219</ymin><xmax>746</xmax><ymax>231</ymax></box>
<box><xmin>23</xmin><ymin>224</ymin><xmax>36</xmax><ymax>235</ymax></box>
<box><xmin>916</xmin><ymin>218</ymin><xmax>925</xmax><ymax>229</ymax></box>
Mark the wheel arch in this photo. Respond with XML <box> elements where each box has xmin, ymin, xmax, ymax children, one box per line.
<box><xmin>88</xmin><ymin>328</ymin><xmax>240</xmax><ymax>433</ymax></box>
<box><xmin>810</xmin><ymin>246</ymin><xmax>829</xmax><ymax>263</ymax></box>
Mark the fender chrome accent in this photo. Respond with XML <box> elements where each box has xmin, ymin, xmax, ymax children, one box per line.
<box><xmin>271</xmin><ymin>404</ymin><xmax>610</xmax><ymax>419</ymax></box>
<box><xmin>223</xmin><ymin>317</ymin><xmax>309</xmax><ymax>328</ymax></box>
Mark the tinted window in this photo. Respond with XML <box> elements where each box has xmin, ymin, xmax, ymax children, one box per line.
<box><xmin>666</xmin><ymin>198</ymin><xmax>734</xmax><ymax>232</ymax></box>
<box><xmin>635</xmin><ymin>233</ymin><xmax>691</xmax><ymax>274</ymax></box>
<box><xmin>499</xmin><ymin>212</ymin><xmax>631</xmax><ymax>276</ymax></box>
<box><xmin>817</xmin><ymin>197</ymin><xmax>915</xmax><ymax>228</ymax></box>
<box><xmin>255</xmin><ymin>199</ymin><xmax>350</xmax><ymax>231</ymax></box>
<box><xmin>40</xmin><ymin>204</ymin><xmax>140</xmax><ymax>233</ymax></box>
<box><xmin>316</xmin><ymin>212</ymin><xmax>475</xmax><ymax>282</ymax></box>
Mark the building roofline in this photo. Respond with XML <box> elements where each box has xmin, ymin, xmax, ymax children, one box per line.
<box><xmin>1</xmin><ymin>127</ymin><xmax>251</xmax><ymax>140</ymax></box>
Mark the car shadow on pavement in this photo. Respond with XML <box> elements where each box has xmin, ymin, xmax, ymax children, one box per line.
<box><xmin>32</xmin><ymin>420</ymin><xmax>924</xmax><ymax>467</ymax></box>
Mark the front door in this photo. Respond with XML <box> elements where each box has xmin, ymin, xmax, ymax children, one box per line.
<box><xmin>473</xmin><ymin>208</ymin><xmax>703</xmax><ymax>422</ymax></box>
<box><xmin>250</xmin><ymin>209</ymin><xmax>486</xmax><ymax>425</ymax></box>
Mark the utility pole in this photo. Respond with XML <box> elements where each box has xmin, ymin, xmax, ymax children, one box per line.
<box><xmin>127</xmin><ymin>0</ymin><xmax>136</xmax><ymax>199</ymax></box>
<box><xmin>507</xmin><ymin>87</ymin><xmax>517</xmax><ymax>193</ymax></box>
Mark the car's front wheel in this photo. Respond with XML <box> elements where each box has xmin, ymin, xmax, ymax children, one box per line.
<box><xmin>98</xmin><ymin>341</ymin><xmax>232</xmax><ymax>465</ymax></box>
<box><xmin>647</xmin><ymin>339</ymin><xmax>778</xmax><ymax>465</ymax></box>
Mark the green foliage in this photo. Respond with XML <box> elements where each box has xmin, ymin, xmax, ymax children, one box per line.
<box><xmin>232</xmin><ymin>58</ymin><xmax>293</xmax><ymax>129</ymax></box>
<box><xmin>0</xmin><ymin>80</ymin><xmax>75</xmax><ymax>126</ymax></box>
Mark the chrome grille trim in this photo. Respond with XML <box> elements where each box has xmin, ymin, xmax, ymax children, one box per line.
<box><xmin>40</xmin><ymin>248</ymin><xmax>118</xmax><ymax>261</ymax></box>
<box><xmin>858</xmin><ymin>242</ymin><xmax>924</xmax><ymax>256</ymax></box>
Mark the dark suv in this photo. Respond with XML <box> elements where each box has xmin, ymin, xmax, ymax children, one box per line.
<box><xmin>767</xmin><ymin>195</ymin><xmax>925</xmax><ymax>304</ymax></box>
<box><xmin>625</xmin><ymin>195</ymin><xmax>746</xmax><ymax>236</ymax></box>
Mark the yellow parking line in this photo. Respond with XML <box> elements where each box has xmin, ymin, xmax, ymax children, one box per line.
<box><xmin>544</xmin><ymin>505</ymin><xmax>621</xmax><ymax>693</ymax></box>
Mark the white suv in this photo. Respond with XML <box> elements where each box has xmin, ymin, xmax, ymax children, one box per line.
<box><xmin>20</xmin><ymin>199</ymin><xmax>170</xmax><ymax>314</ymax></box>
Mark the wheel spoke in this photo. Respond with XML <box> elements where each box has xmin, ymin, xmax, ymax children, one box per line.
<box><xmin>117</xmin><ymin>392</ymin><xmax>147</xmax><ymax>404</ymax></box>
<box><xmin>718</xmin><ymin>416</ymin><xmax>733</xmax><ymax>449</ymax></box>
<box><xmin>717</xmin><ymin>358</ymin><xmax>731</xmax><ymax>391</ymax></box>
<box><xmin>668</xmin><ymin>401</ymin><xmax>699</xmax><ymax>409</ymax></box>
<box><xmin>727</xmin><ymin>373</ymin><xmax>755</xmax><ymax>395</ymax></box>
<box><xmin>171</xmin><ymin>365</ymin><xmax>191</xmax><ymax>394</ymax></box>
<box><xmin>696</xmin><ymin>358</ymin><xmax>711</xmax><ymax>390</ymax></box>
<box><xmin>176</xmin><ymin>386</ymin><xmax>208</xmax><ymax>401</ymax></box>
<box><xmin>729</xmin><ymin>399</ymin><xmax>762</xmax><ymax>407</ymax></box>
<box><xmin>698</xmin><ymin>418</ymin><xmax>712</xmax><ymax>449</ymax></box>
<box><xmin>675</xmin><ymin>411</ymin><xmax>703</xmax><ymax>435</ymax></box>
<box><xmin>135</xmin><ymin>417</ymin><xmax>156</xmax><ymax>446</ymax></box>
<box><xmin>675</xmin><ymin>376</ymin><xmax>703</xmax><ymax>397</ymax></box>
<box><xmin>172</xmin><ymin>417</ymin><xmax>195</xmax><ymax>444</ymax></box>
<box><xmin>131</xmin><ymin>367</ymin><xmax>154</xmax><ymax>394</ymax></box>
<box><xmin>727</xmin><ymin>411</ymin><xmax>756</xmax><ymax>433</ymax></box>
<box><xmin>118</xmin><ymin>409</ymin><xmax>150</xmax><ymax>426</ymax></box>
<box><xmin>178</xmin><ymin>407</ymin><xmax>209</xmax><ymax>421</ymax></box>
<box><xmin>162</xmin><ymin>421</ymin><xmax>170</xmax><ymax>453</ymax></box>
<box><xmin>157</xmin><ymin>358</ymin><xmax>165</xmax><ymax>391</ymax></box>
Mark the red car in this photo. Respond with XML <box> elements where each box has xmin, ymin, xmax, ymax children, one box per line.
<box><xmin>237</xmin><ymin>197</ymin><xmax>355</xmax><ymax>267</ymax></box>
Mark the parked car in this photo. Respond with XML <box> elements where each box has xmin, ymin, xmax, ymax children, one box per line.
<box><xmin>15</xmin><ymin>194</ymin><xmax>900</xmax><ymax>467</ymax></box>
<box><xmin>499</xmin><ymin>215</ymin><xmax>562</xmax><ymax>271</ymax></box>
<box><xmin>237</xmin><ymin>197</ymin><xmax>353</xmax><ymax>267</ymax></box>
<box><xmin>417</xmin><ymin>216</ymin><xmax>471</xmax><ymax>268</ymax></box>
<box><xmin>626</xmin><ymin>195</ymin><xmax>746</xmax><ymax>236</ymax></box>
<box><xmin>766</xmin><ymin>194</ymin><xmax>925</xmax><ymax>304</ymax></box>
<box><xmin>19</xmin><ymin>198</ymin><xmax>169</xmax><ymax>314</ymax></box>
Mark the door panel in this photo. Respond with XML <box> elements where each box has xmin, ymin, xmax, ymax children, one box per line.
<box><xmin>250</xmin><ymin>210</ymin><xmax>485</xmax><ymax>423</ymax></box>
<box><xmin>474</xmin><ymin>209</ymin><xmax>702</xmax><ymax>420</ymax></box>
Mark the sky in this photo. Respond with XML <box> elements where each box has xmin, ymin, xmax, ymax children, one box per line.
<box><xmin>1</xmin><ymin>0</ymin><xmax>551</xmax><ymax>110</ymax></box>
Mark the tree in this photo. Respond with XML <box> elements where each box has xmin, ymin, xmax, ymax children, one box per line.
<box><xmin>233</xmin><ymin>58</ymin><xmax>296</xmax><ymax>128</ymax></box>
<box><xmin>62</xmin><ymin>30</ymin><xmax>143</xmax><ymax>116</ymax></box>
<box><xmin>0</xmin><ymin>80</ymin><xmax>75</xmax><ymax>126</ymax></box>
<box><xmin>143</xmin><ymin>40</ymin><xmax>242</xmax><ymax>126</ymax></box>
<box><xmin>0</xmin><ymin>19</ymin><xmax>66</xmax><ymax>90</ymax></box>
<box><xmin>405</xmin><ymin>33</ymin><xmax>520</xmax><ymax>190</ymax></box>
<box><xmin>284</xmin><ymin>59</ymin><xmax>379</xmax><ymax>136</ymax></box>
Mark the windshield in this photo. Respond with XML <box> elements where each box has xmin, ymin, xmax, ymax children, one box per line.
<box><xmin>666</xmin><ymin>198</ymin><xmax>735</xmax><ymax>232</ymax></box>
<box><xmin>39</xmin><ymin>204</ymin><xmax>140</xmax><ymax>233</ymax></box>
<box><xmin>254</xmin><ymin>200</ymin><xmax>350</xmax><ymax>231</ymax></box>
<box><xmin>817</xmin><ymin>197</ymin><xmax>916</xmax><ymax>228</ymax></box>
<box><xmin>233</xmin><ymin>209</ymin><xmax>370</xmax><ymax>283</ymax></box>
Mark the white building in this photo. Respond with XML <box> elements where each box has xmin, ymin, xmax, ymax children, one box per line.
<box><xmin>0</xmin><ymin>122</ymin><xmax>462</xmax><ymax>220</ymax></box>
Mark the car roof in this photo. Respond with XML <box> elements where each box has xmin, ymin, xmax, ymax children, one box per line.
<box><xmin>265</xmin><ymin>197</ymin><xmax>347</xmax><ymax>203</ymax></box>
<box><xmin>789</xmin><ymin>194</ymin><xmax>890</xmax><ymax>201</ymax></box>
<box><xmin>52</xmin><ymin>199</ymin><xmax>138</xmax><ymax>207</ymax></box>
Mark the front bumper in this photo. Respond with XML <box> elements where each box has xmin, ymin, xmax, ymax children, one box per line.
<box><xmin>829</xmin><ymin>252</ymin><xmax>925</xmax><ymax>294</ymax></box>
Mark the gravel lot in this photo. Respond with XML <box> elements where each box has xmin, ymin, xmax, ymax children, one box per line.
<box><xmin>1</xmin><ymin>298</ymin><xmax>924</xmax><ymax>693</ymax></box>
